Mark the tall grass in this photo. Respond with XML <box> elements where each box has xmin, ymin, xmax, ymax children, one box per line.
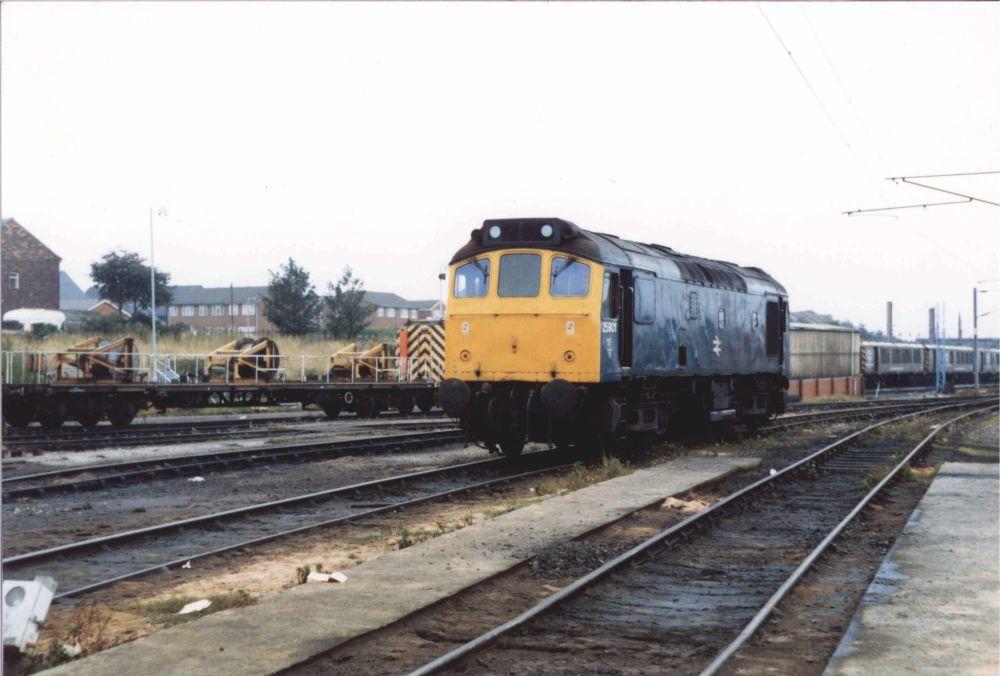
<box><xmin>2</xmin><ymin>331</ymin><xmax>353</xmax><ymax>357</ymax></box>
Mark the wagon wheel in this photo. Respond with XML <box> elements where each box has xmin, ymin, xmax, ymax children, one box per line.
<box><xmin>107</xmin><ymin>402</ymin><xmax>137</xmax><ymax>428</ymax></box>
<box><xmin>355</xmin><ymin>394</ymin><xmax>377</xmax><ymax>419</ymax></box>
<box><xmin>416</xmin><ymin>393</ymin><xmax>434</xmax><ymax>414</ymax></box>
<box><xmin>73</xmin><ymin>403</ymin><xmax>106</xmax><ymax>430</ymax></box>
<box><xmin>321</xmin><ymin>398</ymin><xmax>342</xmax><ymax>419</ymax></box>
<box><xmin>2</xmin><ymin>398</ymin><xmax>34</xmax><ymax>428</ymax></box>
<box><xmin>393</xmin><ymin>392</ymin><xmax>415</xmax><ymax>416</ymax></box>
<box><xmin>37</xmin><ymin>403</ymin><xmax>65</xmax><ymax>430</ymax></box>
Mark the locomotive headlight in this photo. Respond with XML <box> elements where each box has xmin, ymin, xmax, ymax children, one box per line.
<box><xmin>563</xmin><ymin>350</ymin><xmax>576</xmax><ymax>363</ymax></box>
<box><xmin>489</xmin><ymin>225</ymin><xmax>502</xmax><ymax>239</ymax></box>
<box><xmin>540</xmin><ymin>224</ymin><xmax>553</xmax><ymax>237</ymax></box>
<box><xmin>460</xmin><ymin>349</ymin><xmax>471</xmax><ymax>361</ymax></box>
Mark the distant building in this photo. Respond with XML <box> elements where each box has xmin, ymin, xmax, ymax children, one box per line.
<box><xmin>59</xmin><ymin>270</ymin><xmax>90</xmax><ymax>302</ymax></box>
<box><xmin>164</xmin><ymin>286</ymin><xmax>273</xmax><ymax>335</ymax></box>
<box><xmin>1</xmin><ymin>218</ymin><xmax>61</xmax><ymax>313</ymax></box>
<box><xmin>362</xmin><ymin>292</ymin><xmax>442</xmax><ymax>330</ymax></box>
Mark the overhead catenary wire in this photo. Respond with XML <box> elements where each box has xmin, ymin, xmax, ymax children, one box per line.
<box><xmin>890</xmin><ymin>175</ymin><xmax>1000</xmax><ymax>207</ymax></box>
<box><xmin>844</xmin><ymin>198</ymin><xmax>972</xmax><ymax>216</ymax></box>
<box><xmin>887</xmin><ymin>170</ymin><xmax>999</xmax><ymax>180</ymax></box>
<box><xmin>844</xmin><ymin>171</ymin><xmax>1000</xmax><ymax>215</ymax></box>
<box><xmin>756</xmin><ymin>4</ymin><xmax>884</xmax><ymax>198</ymax></box>
<box><xmin>756</xmin><ymin>5</ymin><xmax>854</xmax><ymax>153</ymax></box>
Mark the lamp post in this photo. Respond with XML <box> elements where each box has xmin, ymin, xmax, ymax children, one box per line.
<box><xmin>149</xmin><ymin>204</ymin><xmax>167</xmax><ymax>382</ymax></box>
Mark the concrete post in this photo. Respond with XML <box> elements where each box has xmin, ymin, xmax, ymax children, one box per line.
<box><xmin>974</xmin><ymin>287</ymin><xmax>979</xmax><ymax>390</ymax></box>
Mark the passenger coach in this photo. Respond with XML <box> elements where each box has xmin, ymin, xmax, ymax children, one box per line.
<box><xmin>438</xmin><ymin>218</ymin><xmax>789</xmax><ymax>455</ymax></box>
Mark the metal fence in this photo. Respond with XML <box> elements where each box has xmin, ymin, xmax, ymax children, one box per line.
<box><xmin>1</xmin><ymin>351</ymin><xmax>439</xmax><ymax>386</ymax></box>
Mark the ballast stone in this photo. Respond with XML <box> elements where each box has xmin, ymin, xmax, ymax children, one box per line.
<box><xmin>50</xmin><ymin>454</ymin><xmax>758</xmax><ymax>676</ymax></box>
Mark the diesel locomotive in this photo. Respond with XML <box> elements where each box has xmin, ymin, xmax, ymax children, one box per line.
<box><xmin>438</xmin><ymin>218</ymin><xmax>789</xmax><ymax>455</ymax></box>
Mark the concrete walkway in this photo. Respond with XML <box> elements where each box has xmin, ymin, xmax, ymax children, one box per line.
<box><xmin>826</xmin><ymin>461</ymin><xmax>1000</xmax><ymax>675</ymax></box>
<box><xmin>50</xmin><ymin>455</ymin><xmax>757</xmax><ymax>675</ymax></box>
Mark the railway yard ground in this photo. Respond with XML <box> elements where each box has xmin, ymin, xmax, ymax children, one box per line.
<box><xmin>1</xmin><ymin>395</ymin><xmax>995</xmax><ymax>675</ymax></box>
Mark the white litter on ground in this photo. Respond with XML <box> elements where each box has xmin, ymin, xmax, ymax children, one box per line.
<box><xmin>187</xmin><ymin>476</ymin><xmax>206</xmax><ymax>482</ymax></box>
<box><xmin>181</xmin><ymin>561</ymin><xmax>192</xmax><ymax>569</ymax></box>
<box><xmin>178</xmin><ymin>599</ymin><xmax>211</xmax><ymax>615</ymax></box>
<box><xmin>306</xmin><ymin>571</ymin><xmax>347</xmax><ymax>584</ymax></box>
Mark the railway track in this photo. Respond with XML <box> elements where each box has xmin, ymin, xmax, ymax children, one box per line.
<box><xmin>765</xmin><ymin>398</ymin><xmax>971</xmax><ymax>430</ymax></box>
<box><xmin>6</xmin><ymin>397</ymin><xmax>981</xmax><ymax>501</ymax></box>
<box><xmin>2</xmin><ymin>428</ymin><xmax>464</xmax><ymax>500</ymax></box>
<box><xmin>2</xmin><ymin>449</ymin><xmax>576</xmax><ymax>601</ymax></box>
<box><xmin>405</xmin><ymin>400</ymin><xmax>994</xmax><ymax>675</ymax></box>
<box><xmin>2</xmin><ymin>410</ymin><xmax>445</xmax><ymax>453</ymax></box>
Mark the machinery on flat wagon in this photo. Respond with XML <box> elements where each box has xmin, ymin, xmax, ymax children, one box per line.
<box><xmin>205</xmin><ymin>337</ymin><xmax>282</xmax><ymax>382</ymax></box>
<box><xmin>2</xmin><ymin>332</ymin><xmax>438</xmax><ymax>429</ymax></box>
<box><xmin>55</xmin><ymin>337</ymin><xmax>139</xmax><ymax>383</ymax></box>
<box><xmin>437</xmin><ymin>218</ymin><xmax>789</xmax><ymax>456</ymax></box>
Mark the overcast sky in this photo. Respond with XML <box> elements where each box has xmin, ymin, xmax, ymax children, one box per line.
<box><xmin>2</xmin><ymin>2</ymin><xmax>998</xmax><ymax>339</ymax></box>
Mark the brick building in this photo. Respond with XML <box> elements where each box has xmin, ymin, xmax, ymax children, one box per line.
<box><xmin>363</xmin><ymin>292</ymin><xmax>442</xmax><ymax>330</ymax></box>
<box><xmin>1</xmin><ymin>218</ymin><xmax>61</xmax><ymax>313</ymax></box>
<box><xmin>164</xmin><ymin>286</ymin><xmax>273</xmax><ymax>335</ymax></box>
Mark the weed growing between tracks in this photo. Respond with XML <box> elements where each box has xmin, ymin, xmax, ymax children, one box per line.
<box><xmin>533</xmin><ymin>455</ymin><xmax>630</xmax><ymax>496</ymax></box>
<box><xmin>139</xmin><ymin>589</ymin><xmax>255</xmax><ymax>627</ymax></box>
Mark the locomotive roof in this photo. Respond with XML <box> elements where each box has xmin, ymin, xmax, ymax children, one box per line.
<box><xmin>450</xmin><ymin>218</ymin><xmax>786</xmax><ymax>296</ymax></box>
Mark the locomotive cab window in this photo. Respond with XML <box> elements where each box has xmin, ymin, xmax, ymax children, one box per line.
<box><xmin>550</xmin><ymin>257</ymin><xmax>591</xmax><ymax>297</ymax></box>
<box><xmin>498</xmin><ymin>253</ymin><xmax>541</xmax><ymax>297</ymax></box>
<box><xmin>602</xmin><ymin>273</ymin><xmax>620</xmax><ymax>318</ymax></box>
<box><xmin>454</xmin><ymin>258</ymin><xmax>491</xmax><ymax>298</ymax></box>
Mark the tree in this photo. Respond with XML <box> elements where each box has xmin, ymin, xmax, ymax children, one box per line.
<box><xmin>324</xmin><ymin>267</ymin><xmax>373</xmax><ymax>339</ymax></box>
<box><xmin>90</xmin><ymin>250</ymin><xmax>172</xmax><ymax>323</ymax></box>
<box><xmin>265</xmin><ymin>258</ymin><xmax>321</xmax><ymax>335</ymax></box>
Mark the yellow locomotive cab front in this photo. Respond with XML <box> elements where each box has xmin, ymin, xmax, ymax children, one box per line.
<box><xmin>445</xmin><ymin>249</ymin><xmax>603</xmax><ymax>384</ymax></box>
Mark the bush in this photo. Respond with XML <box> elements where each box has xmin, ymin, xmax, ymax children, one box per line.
<box><xmin>81</xmin><ymin>314</ymin><xmax>129</xmax><ymax>335</ymax></box>
<box><xmin>29</xmin><ymin>323</ymin><xmax>59</xmax><ymax>341</ymax></box>
<box><xmin>1</xmin><ymin>320</ymin><xmax>22</xmax><ymax>331</ymax></box>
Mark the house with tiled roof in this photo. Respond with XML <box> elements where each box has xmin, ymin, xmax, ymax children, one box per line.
<box><xmin>1</xmin><ymin>218</ymin><xmax>61</xmax><ymax>313</ymax></box>
<box><xmin>362</xmin><ymin>291</ymin><xmax>442</xmax><ymax>330</ymax></box>
<box><xmin>164</xmin><ymin>285</ymin><xmax>273</xmax><ymax>334</ymax></box>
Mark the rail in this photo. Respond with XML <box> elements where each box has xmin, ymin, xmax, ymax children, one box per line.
<box><xmin>406</xmin><ymin>399</ymin><xmax>991</xmax><ymax>675</ymax></box>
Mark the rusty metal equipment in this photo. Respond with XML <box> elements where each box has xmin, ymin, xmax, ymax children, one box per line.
<box><xmin>55</xmin><ymin>337</ymin><xmax>138</xmax><ymax>383</ymax></box>
<box><xmin>205</xmin><ymin>337</ymin><xmax>281</xmax><ymax>382</ymax></box>
<box><xmin>329</xmin><ymin>343</ymin><xmax>397</xmax><ymax>381</ymax></box>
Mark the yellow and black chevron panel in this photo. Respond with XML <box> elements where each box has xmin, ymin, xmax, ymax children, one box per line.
<box><xmin>401</xmin><ymin>320</ymin><xmax>445</xmax><ymax>382</ymax></box>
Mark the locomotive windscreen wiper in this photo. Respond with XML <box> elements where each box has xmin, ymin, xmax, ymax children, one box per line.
<box><xmin>552</xmin><ymin>256</ymin><xmax>577</xmax><ymax>280</ymax></box>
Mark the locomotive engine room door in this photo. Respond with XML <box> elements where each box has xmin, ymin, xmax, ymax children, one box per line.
<box><xmin>620</xmin><ymin>269</ymin><xmax>634</xmax><ymax>368</ymax></box>
<box><xmin>765</xmin><ymin>296</ymin><xmax>787</xmax><ymax>366</ymax></box>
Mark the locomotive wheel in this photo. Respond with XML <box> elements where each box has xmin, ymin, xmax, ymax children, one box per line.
<box><xmin>321</xmin><ymin>398</ymin><xmax>342</xmax><ymax>419</ymax></box>
<box><xmin>3</xmin><ymin>400</ymin><xmax>34</xmax><ymax>428</ymax></box>
<box><xmin>37</xmin><ymin>403</ymin><xmax>65</xmax><ymax>430</ymax></box>
<box><xmin>498</xmin><ymin>430</ymin><xmax>525</xmax><ymax>458</ymax></box>
<box><xmin>416</xmin><ymin>394</ymin><xmax>434</xmax><ymax>414</ymax></box>
<box><xmin>107</xmin><ymin>402</ymin><xmax>136</xmax><ymax>428</ymax></box>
